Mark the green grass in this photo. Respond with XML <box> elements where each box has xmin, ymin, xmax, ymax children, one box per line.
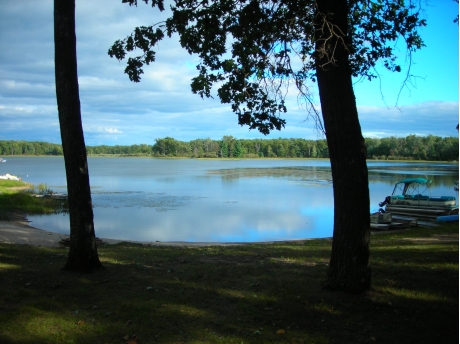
<box><xmin>0</xmin><ymin>180</ymin><xmax>67</xmax><ymax>220</ymax></box>
<box><xmin>0</xmin><ymin>225</ymin><xmax>458</xmax><ymax>344</ymax></box>
<box><xmin>0</xmin><ymin>179</ymin><xmax>31</xmax><ymax>192</ymax></box>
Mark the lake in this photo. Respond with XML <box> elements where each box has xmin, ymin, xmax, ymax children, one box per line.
<box><xmin>2</xmin><ymin>157</ymin><xmax>458</xmax><ymax>242</ymax></box>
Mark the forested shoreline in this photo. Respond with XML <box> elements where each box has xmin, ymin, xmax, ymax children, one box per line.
<box><xmin>0</xmin><ymin>134</ymin><xmax>458</xmax><ymax>161</ymax></box>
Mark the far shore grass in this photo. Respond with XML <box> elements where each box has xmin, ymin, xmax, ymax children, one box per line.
<box><xmin>0</xmin><ymin>225</ymin><xmax>458</xmax><ymax>344</ymax></box>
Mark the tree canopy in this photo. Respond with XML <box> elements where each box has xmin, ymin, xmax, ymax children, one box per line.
<box><xmin>109</xmin><ymin>0</ymin><xmax>425</xmax><ymax>133</ymax></box>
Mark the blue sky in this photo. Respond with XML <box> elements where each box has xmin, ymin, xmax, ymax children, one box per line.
<box><xmin>0</xmin><ymin>0</ymin><xmax>458</xmax><ymax>146</ymax></box>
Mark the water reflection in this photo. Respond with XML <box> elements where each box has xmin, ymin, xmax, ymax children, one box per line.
<box><xmin>3</xmin><ymin>157</ymin><xmax>456</xmax><ymax>242</ymax></box>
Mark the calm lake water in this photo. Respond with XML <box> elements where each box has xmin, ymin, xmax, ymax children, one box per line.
<box><xmin>2</xmin><ymin>157</ymin><xmax>458</xmax><ymax>242</ymax></box>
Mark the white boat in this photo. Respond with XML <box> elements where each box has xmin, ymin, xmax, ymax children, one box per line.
<box><xmin>0</xmin><ymin>158</ymin><xmax>6</xmax><ymax>162</ymax></box>
<box><xmin>0</xmin><ymin>173</ymin><xmax>20</xmax><ymax>181</ymax></box>
<box><xmin>378</xmin><ymin>178</ymin><xmax>458</xmax><ymax>218</ymax></box>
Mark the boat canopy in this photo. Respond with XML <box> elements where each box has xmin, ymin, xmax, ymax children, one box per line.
<box><xmin>392</xmin><ymin>177</ymin><xmax>433</xmax><ymax>196</ymax></box>
<box><xmin>395</xmin><ymin>178</ymin><xmax>432</xmax><ymax>186</ymax></box>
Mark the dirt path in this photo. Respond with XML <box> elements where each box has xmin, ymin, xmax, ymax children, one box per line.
<box><xmin>0</xmin><ymin>220</ymin><xmax>260</xmax><ymax>248</ymax></box>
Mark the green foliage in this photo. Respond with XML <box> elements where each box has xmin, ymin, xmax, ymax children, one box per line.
<box><xmin>219</xmin><ymin>141</ymin><xmax>229</xmax><ymax>158</ymax></box>
<box><xmin>153</xmin><ymin>137</ymin><xmax>192</xmax><ymax>157</ymax></box>
<box><xmin>0</xmin><ymin>193</ymin><xmax>56</xmax><ymax>214</ymax></box>
<box><xmin>110</xmin><ymin>0</ymin><xmax>426</xmax><ymax>134</ymax></box>
<box><xmin>0</xmin><ymin>140</ymin><xmax>63</xmax><ymax>156</ymax></box>
<box><xmin>365</xmin><ymin>135</ymin><xmax>459</xmax><ymax>161</ymax></box>
<box><xmin>37</xmin><ymin>183</ymin><xmax>48</xmax><ymax>193</ymax></box>
<box><xmin>233</xmin><ymin>140</ymin><xmax>243</xmax><ymax>158</ymax></box>
<box><xmin>349</xmin><ymin>0</ymin><xmax>426</xmax><ymax>79</ymax></box>
<box><xmin>1</xmin><ymin>136</ymin><xmax>458</xmax><ymax>160</ymax></box>
<box><xmin>87</xmin><ymin>143</ymin><xmax>152</xmax><ymax>155</ymax></box>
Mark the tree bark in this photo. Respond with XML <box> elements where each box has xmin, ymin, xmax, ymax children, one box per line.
<box><xmin>314</xmin><ymin>0</ymin><xmax>371</xmax><ymax>292</ymax></box>
<box><xmin>54</xmin><ymin>0</ymin><xmax>103</xmax><ymax>272</ymax></box>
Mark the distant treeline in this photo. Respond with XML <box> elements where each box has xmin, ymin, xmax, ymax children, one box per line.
<box><xmin>0</xmin><ymin>134</ymin><xmax>458</xmax><ymax>161</ymax></box>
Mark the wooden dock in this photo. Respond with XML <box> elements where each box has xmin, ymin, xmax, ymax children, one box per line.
<box><xmin>370</xmin><ymin>215</ymin><xmax>425</xmax><ymax>231</ymax></box>
<box><xmin>370</xmin><ymin>215</ymin><xmax>440</xmax><ymax>231</ymax></box>
<box><xmin>370</xmin><ymin>222</ymin><xmax>405</xmax><ymax>230</ymax></box>
<box><xmin>391</xmin><ymin>215</ymin><xmax>418</xmax><ymax>227</ymax></box>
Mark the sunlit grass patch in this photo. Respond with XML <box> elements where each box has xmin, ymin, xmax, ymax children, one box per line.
<box><xmin>378</xmin><ymin>287</ymin><xmax>456</xmax><ymax>302</ymax></box>
<box><xmin>0</xmin><ymin>262</ymin><xmax>21</xmax><ymax>270</ymax></box>
<box><xmin>0</xmin><ymin>179</ymin><xmax>32</xmax><ymax>192</ymax></box>
<box><xmin>160</xmin><ymin>303</ymin><xmax>212</xmax><ymax>319</ymax></box>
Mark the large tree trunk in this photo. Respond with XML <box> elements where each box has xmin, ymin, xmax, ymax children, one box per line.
<box><xmin>314</xmin><ymin>0</ymin><xmax>370</xmax><ymax>292</ymax></box>
<box><xmin>54</xmin><ymin>0</ymin><xmax>103</xmax><ymax>272</ymax></box>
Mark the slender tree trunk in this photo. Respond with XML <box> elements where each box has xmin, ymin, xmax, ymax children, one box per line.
<box><xmin>54</xmin><ymin>0</ymin><xmax>103</xmax><ymax>272</ymax></box>
<box><xmin>314</xmin><ymin>0</ymin><xmax>371</xmax><ymax>292</ymax></box>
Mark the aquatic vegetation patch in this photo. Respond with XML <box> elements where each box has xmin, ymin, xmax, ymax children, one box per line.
<box><xmin>208</xmin><ymin>167</ymin><xmax>333</xmax><ymax>186</ymax></box>
<box><xmin>91</xmin><ymin>190</ymin><xmax>206</xmax><ymax>212</ymax></box>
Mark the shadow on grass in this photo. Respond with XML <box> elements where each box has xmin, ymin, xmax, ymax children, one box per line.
<box><xmin>0</xmin><ymin>226</ymin><xmax>458</xmax><ymax>344</ymax></box>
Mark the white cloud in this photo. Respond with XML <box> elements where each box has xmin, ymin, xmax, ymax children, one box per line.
<box><xmin>104</xmin><ymin>127</ymin><xmax>122</xmax><ymax>134</ymax></box>
<box><xmin>358</xmin><ymin>101</ymin><xmax>459</xmax><ymax>138</ymax></box>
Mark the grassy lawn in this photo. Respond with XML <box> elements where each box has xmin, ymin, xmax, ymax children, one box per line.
<box><xmin>0</xmin><ymin>224</ymin><xmax>458</xmax><ymax>344</ymax></box>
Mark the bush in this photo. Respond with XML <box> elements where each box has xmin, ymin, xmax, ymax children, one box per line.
<box><xmin>202</xmin><ymin>152</ymin><xmax>218</xmax><ymax>158</ymax></box>
<box><xmin>243</xmin><ymin>153</ymin><xmax>260</xmax><ymax>159</ymax></box>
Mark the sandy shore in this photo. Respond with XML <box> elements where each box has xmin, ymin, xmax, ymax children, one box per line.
<box><xmin>1</xmin><ymin>220</ymin><xmax>456</xmax><ymax>248</ymax></box>
<box><xmin>0</xmin><ymin>220</ymin><xmax>125</xmax><ymax>248</ymax></box>
<box><xmin>0</xmin><ymin>220</ymin><xmax>62</xmax><ymax>247</ymax></box>
<box><xmin>0</xmin><ymin>220</ymin><xmax>277</xmax><ymax>248</ymax></box>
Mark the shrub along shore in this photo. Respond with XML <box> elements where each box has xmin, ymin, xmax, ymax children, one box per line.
<box><xmin>0</xmin><ymin>180</ymin><xmax>68</xmax><ymax>221</ymax></box>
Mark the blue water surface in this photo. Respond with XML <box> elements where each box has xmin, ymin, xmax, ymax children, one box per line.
<box><xmin>2</xmin><ymin>157</ymin><xmax>458</xmax><ymax>242</ymax></box>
